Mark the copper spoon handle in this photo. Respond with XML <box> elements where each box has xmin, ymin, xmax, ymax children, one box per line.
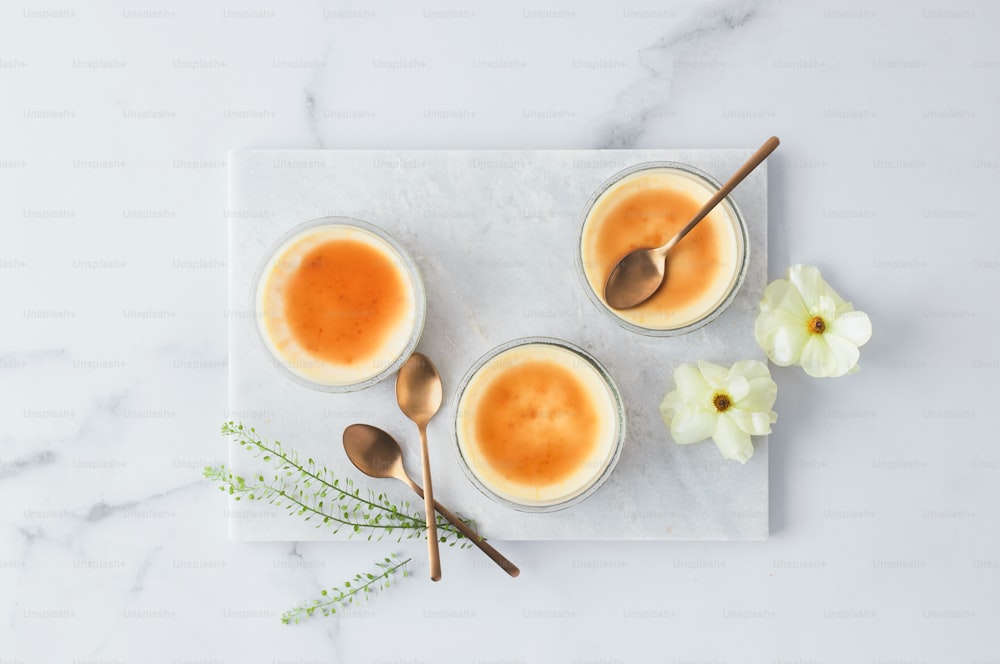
<box><xmin>658</xmin><ymin>135</ymin><xmax>780</xmax><ymax>257</ymax></box>
<box><xmin>417</xmin><ymin>424</ymin><xmax>441</xmax><ymax>581</ymax></box>
<box><xmin>409</xmin><ymin>482</ymin><xmax>520</xmax><ymax>578</ymax></box>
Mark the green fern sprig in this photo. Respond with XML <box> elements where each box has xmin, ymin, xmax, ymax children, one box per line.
<box><xmin>207</xmin><ymin>421</ymin><xmax>471</xmax><ymax>546</ymax></box>
<box><xmin>280</xmin><ymin>555</ymin><xmax>411</xmax><ymax>624</ymax></box>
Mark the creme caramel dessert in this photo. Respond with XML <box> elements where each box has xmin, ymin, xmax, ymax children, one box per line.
<box><xmin>256</xmin><ymin>221</ymin><xmax>420</xmax><ymax>387</ymax></box>
<box><xmin>580</xmin><ymin>165</ymin><xmax>746</xmax><ymax>331</ymax></box>
<box><xmin>455</xmin><ymin>341</ymin><xmax>622</xmax><ymax>509</ymax></box>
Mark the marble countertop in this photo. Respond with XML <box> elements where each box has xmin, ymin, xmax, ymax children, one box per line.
<box><xmin>2</xmin><ymin>1</ymin><xmax>997</xmax><ymax>661</ymax></box>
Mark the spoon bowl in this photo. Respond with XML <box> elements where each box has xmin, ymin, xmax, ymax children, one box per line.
<box><xmin>396</xmin><ymin>353</ymin><xmax>443</xmax><ymax>426</ymax></box>
<box><xmin>343</xmin><ymin>423</ymin><xmax>410</xmax><ymax>483</ymax></box>
<box><xmin>603</xmin><ymin>244</ymin><xmax>673</xmax><ymax>310</ymax></box>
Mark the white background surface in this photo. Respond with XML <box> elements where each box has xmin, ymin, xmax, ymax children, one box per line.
<box><xmin>1</xmin><ymin>0</ymin><xmax>997</xmax><ymax>662</ymax></box>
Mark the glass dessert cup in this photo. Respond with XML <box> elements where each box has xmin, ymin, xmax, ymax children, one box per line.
<box><xmin>577</xmin><ymin>161</ymin><xmax>750</xmax><ymax>336</ymax></box>
<box><xmin>252</xmin><ymin>216</ymin><xmax>426</xmax><ymax>392</ymax></box>
<box><xmin>453</xmin><ymin>337</ymin><xmax>626</xmax><ymax>513</ymax></box>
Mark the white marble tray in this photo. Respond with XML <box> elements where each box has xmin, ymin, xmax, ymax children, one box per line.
<box><xmin>227</xmin><ymin>149</ymin><xmax>768</xmax><ymax>541</ymax></box>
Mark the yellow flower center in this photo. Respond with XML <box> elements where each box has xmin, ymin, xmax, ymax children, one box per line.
<box><xmin>807</xmin><ymin>316</ymin><xmax>826</xmax><ymax>334</ymax></box>
<box><xmin>713</xmin><ymin>392</ymin><xmax>732</xmax><ymax>413</ymax></box>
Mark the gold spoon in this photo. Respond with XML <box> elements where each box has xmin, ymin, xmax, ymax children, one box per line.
<box><xmin>603</xmin><ymin>136</ymin><xmax>780</xmax><ymax>310</ymax></box>
<box><xmin>343</xmin><ymin>423</ymin><xmax>520</xmax><ymax>578</ymax></box>
<box><xmin>395</xmin><ymin>352</ymin><xmax>443</xmax><ymax>581</ymax></box>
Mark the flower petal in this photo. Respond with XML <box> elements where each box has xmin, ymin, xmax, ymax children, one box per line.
<box><xmin>673</xmin><ymin>363</ymin><xmax>711</xmax><ymax>404</ymax></box>
<box><xmin>813</xmin><ymin>294</ymin><xmax>838</xmax><ymax>321</ymax></box>
<box><xmin>799</xmin><ymin>335</ymin><xmax>838</xmax><ymax>377</ymax></box>
<box><xmin>696</xmin><ymin>360</ymin><xmax>728</xmax><ymax>389</ymax></box>
<box><xmin>659</xmin><ymin>389</ymin><xmax>683</xmax><ymax>418</ymax></box>
<box><xmin>738</xmin><ymin>375</ymin><xmax>778</xmax><ymax>412</ymax></box>
<box><xmin>713</xmin><ymin>415</ymin><xmax>754</xmax><ymax>463</ymax></box>
<box><xmin>759</xmin><ymin>277</ymin><xmax>809</xmax><ymax>318</ymax></box>
<box><xmin>788</xmin><ymin>264</ymin><xmax>841</xmax><ymax>309</ymax></box>
<box><xmin>728</xmin><ymin>407</ymin><xmax>776</xmax><ymax>436</ymax></box>
<box><xmin>755</xmin><ymin>309</ymin><xmax>809</xmax><ymax>366</ymax></box>
<box><xmin>723</xmin><ymin>375</ymin><xmax>750</xmax><ymax>402</ymax></box>
<box><xmin>834</xmin><ymin>298</ymin><xmax>858</xmax><ymax>317</ymax></box>
<box><xmin>757</xmin><ymin>307</ymin><xmax>806</xmax><ymax>330</ymax></box>
<box><xmin>670</xmin><ymin>407</ymin><xmax>717</xmax><ymax>445</ymax></box>
<box><xmin>828</xmin><ymin>310</ymin><xmax>872</xmax><ymax>347</ymax></box>
<box><xmin>823</xmin><ymin>332</ymin><xmax>862</xmax><ymax>377</ymax></box>
<box><xmin>729</xmin><ymin>359</ymin><xmax>771</xmax><ymax>382</ymax></box>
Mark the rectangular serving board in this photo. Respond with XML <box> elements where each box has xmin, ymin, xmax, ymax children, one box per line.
<box><xmin>227</xmin><ymin>149</ymin><xmax>768</xmax><ymax>541</ymax></box>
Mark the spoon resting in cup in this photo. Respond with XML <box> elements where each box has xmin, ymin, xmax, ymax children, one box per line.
<box><xmin>603</xmin><ymin>136</ymin><xmax>779</xmax><ymax>310</ymax></box>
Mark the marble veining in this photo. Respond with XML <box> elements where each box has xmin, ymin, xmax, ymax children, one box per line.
<box><xmin>598</xmin><ymin>1</ymin><xmax>761</xmax><ymax>149</ymax></box>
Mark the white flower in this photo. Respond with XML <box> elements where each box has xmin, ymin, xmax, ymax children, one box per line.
<box><xmin>659</xmin><ymin>360</ymin><xmax>777</xmax><ymax>464</ymax></box>
<box><xmin>754</xmin><ymin>264</ymin><xmax>872</xmax><ymax>378</ymax></box>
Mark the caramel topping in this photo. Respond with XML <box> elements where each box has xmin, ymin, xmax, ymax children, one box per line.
<box><xmin>473</xmin><ymin>360</ymin><xmax>601</xmax><ymax>486</ymax></box>
<box><xmin>283</xmin><ymin>239</ymin><xmax>407</xmax><ymax>365</ymax></box>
